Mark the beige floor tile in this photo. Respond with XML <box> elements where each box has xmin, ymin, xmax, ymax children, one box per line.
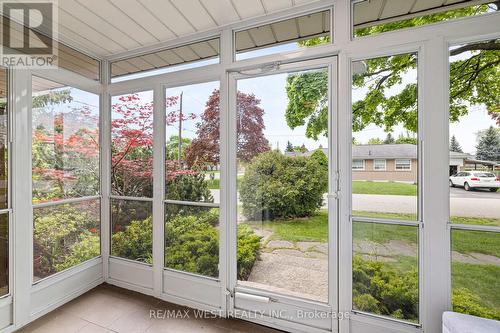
<box><xmin>23</xmin><ymin>310</ymin><xmax>89</xmax><ymax>333</ymax></box>
<box><xmin>19</xmin><ymin>285</ymin><xmax>283</xmax><ymax>333</ymax></box>
<box><xmin>108</xmin><ymin>306</ymin><xmax>156</xmax><ymax>333</ymax></box>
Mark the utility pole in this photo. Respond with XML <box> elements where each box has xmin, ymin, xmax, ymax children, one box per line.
<box><xmin>178</xmin><ymin>91</ymin><xmax>183</xmax><ymax>166</ymax></box>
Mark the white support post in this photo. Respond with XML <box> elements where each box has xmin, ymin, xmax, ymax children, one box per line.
<box><xmin>335</xmin><ymin>1</ymin><xmax>353</xmax><ymax>332</ymax></box>
<box><xmin>152</xmin><ymin>84</ymin><xmax>165</xmax><ymax>297</ymax></box>
<box><xmin>219</xmin><ymin>27</ymin><xmax>232</xmax><ymax>314</ymax></box>
<box><xmin>100</xmin><ymin>60</ymin><xmax>111</xmax><ymax>281</ymax></box>
<box><xmin>11</xmin><ymin>69</ymin><xmax>32</xmax><ymax>328</ymax></box>
<box><xmin>420</xmin><ymin>37</ymin><xmax>451</xmax><ymax>333</ymax></box>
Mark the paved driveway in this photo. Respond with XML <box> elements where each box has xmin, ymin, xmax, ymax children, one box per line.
<box><xmin>450</xmin><ymin>186</ymin><xmax>499</xmax><ymax>199</ymax></box>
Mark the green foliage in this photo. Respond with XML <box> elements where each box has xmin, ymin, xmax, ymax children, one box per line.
<box><xmin>239</xmin><ymin>151</ymin><xmax>327</xmax><ymax>219</ymax></box>
<box><xmin>165</xmin><ymin>211</ymin><xmax>219</xmax><ymax>277</ymax></box>
<box><xmin>165</xmin><ymin>173</ymin><xmax>214</xmax><ymax>218</ymax></box>
<box><xmin>450</xmin><ymin>135</ymin><xmax>463</xmax><ymax>153</ymax></box>
<box><xmin>353</xmin><ymin>255</ymin><xmax>419</xmax><ymax>321</ymax></box>
<box><xmin>452</xmin><ymin>288</ymin><xmax>500</xmax><ymax>320</ymax></box>
<box><xmin>384</xmin><ymin>133</ymin><xmax>395</xmax><ymax>144</ymax></box>
<box><xmin>310</xmin><ymin>149</ymin><xmax>328</xmax><ymax>172</ymax></box>
<box><xmin>285</xmin><ymin>69</ymin><xmax>329</xmax><ymax>139</ymax></box>
<box><xmin>32</xmin><ymin>90</ymin><xmax>73</xmax><ymax>108</ymax></box>
<box><xmin>395</xmin><ymin>135</ymin><xmax>418</xmax><ymax>145</ymax></box>
<box><xmin>237</xmin><ymin>224</ymin><xmax>262</xmax><ymax>280</ymax></box>
<box><xmin>288</xmin><ymin>5</ymin><xmax>499</xmax><ymax>139</ymax></box>
<box><xmin>166</xmin><ymin>173</ymin><xmax>213</xmax><ymax>202</ymax></box>
<box><xmin>111</xmin><ymin>217</ymin><xmax>153</xmax><ymax>264</ymax></box>
<box><xmin>55</xmin><ymin>232</ymin><xmax>100</xmax><ymax>272</ymax></box>
<box><xmin>367</xmin><ymin>138</ymin><xmax>383</xmax><ymax>144</ymax></box>
<box><xmin>166</xmin><ymin>135</ymin><xmax>192</xmax><ymax>161</ymax></box>
<box><xmin>33</xmin><ymin>204</ymin><xmax>99</xmax><ymax>278</ymax></box>
<box><xmin>475</xmin><ymin>126</ymin><xmax>500</xmax><ymax>161</ymax></box>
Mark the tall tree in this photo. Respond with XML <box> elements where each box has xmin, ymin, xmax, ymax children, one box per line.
<box><xmin>384</xmin><ymin>133</ymin><xmax>395</xmax><ymax>144</ymax></box>
<box><xmin>185</xmin><ymin>89</ymin><xmax>269</xmax><ymax>167</ymax></box>
<box><xmin>286</xmin><ymin>4</ymin><xmax>500</xmax><ymax>138</ymax></box>
<box><xmin>450</xmin><ymin>135</ymin><xmax>463</xmax><ymax>153</ymax></box>
<box><xmin>476</xmin><ymin>126</ymin><xmax>500</xmax><ymax>161</ymax></box>
<box><xmin>285</xmin><ymin>140</ymin><xmax>294</xmax><ymax>152</ymax></box>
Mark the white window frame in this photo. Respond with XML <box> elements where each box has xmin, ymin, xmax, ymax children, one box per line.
<box><xmin>352</xmin><ymin>159</ymin><xmax>365</xmax><ymax>170</ymax></box>
<box><xmin>373</xmin><ymin>159</ymin><xmax>386</xmax><ymax>171</ymax></box>
<box><xmin>395</xmin><ymin>158</ymin><xmax>412</xmax><ymax>171</ymax></box>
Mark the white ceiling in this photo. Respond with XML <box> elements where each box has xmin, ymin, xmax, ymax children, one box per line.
<box><xmin>7</xmin><ymin>0</ymin><xmax>323</xmax><ymax>59</ymax></box>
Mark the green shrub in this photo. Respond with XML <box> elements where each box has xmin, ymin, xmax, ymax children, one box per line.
<box><xmin>165</xmin><ymin>212</ymin><xmax>219</xmax><ymax>278</ymax></box>
<box><xmin>33</xmin><ymin>203</ymin><xmax>99</xmax><ymax>278</ymax></box>
<box><xmin>111</xmin><ymin>217</ymin><xmax>153</xmax><ymax>263</ymax></box>
<box><xmin>452</xmin><ymin>288</ymin><xmax>500</xmax><ymax>320</ymax></box>
<box><xmin>165</xmin><ymin>173</ymin><xmax>214</xmax><ymax>218</ymax></box>
<box><xmin>239</xmin><ymin>150</ymin><xmax>327</xmax><ymax>220</ymax></box>
<box><xmin>237</xmin><ymin>224</ymin><xmax>262</xmax><ymax>280</ymax></box>
<box><xmin>352</xmin><ymin>255</ymin><xmax>419</xmax><ymax>321</ymax></box>
<box><xmin>310</xmin><ymin>149</ymin><xmax>328</xmax><ymax>172</ymax></box>
<box><xmin>55</xmin><ymin>232</ymin><xmax>100</xmax><ymax>272</ymax></box>
<box><xmin>166</xmin><ymin>173</ymin><xmax>213</xmax><ymax>202</ymax></box>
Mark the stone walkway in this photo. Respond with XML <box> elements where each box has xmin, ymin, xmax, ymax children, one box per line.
<box><xmin>242</xmin><ymin>226</ymin><xmax>500</xmax><ymax>302</ymax></box>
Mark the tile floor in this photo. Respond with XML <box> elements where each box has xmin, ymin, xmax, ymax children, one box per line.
<box><xmin>18</xmin><ymin>284</ymin><xmax>282</xmax><ymax>333</ymax></box>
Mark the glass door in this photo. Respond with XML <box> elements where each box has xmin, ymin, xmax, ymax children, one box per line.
<box><xmin>229</xmin><ymin>57</ymin><xmax>338</xmax><ymax>331</ymax></box>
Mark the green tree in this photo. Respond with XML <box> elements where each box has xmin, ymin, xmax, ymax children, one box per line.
<box><xmin>476</xmin><ymin>126</ymin><xmax>500</xmax><ymax>161</ymax></box>
<box><xmin>384</xmin><ymin>133</ymin><xmax>395</xmax><ymax>144</ymax></box>
<box><xmin>395</xmin><ymin>134</ymin><xmax>418</xmax><ymax>145</ymax></box>
<box><xmin>285</xmin><ymin>140</ymin><xmax>294</xmax><ymax>152</ymax></box>
<box><xmin>166</xmin><ymin>135</ymin><xmax>191</xmax><ymax>161</ymax></box>
<box><xmin>286</xmin><ymin>5</ymin><xmax>500</xmax><ymax>139</ymax></box>
<box><xmin>450</xmin><ymin>135</ymin><xmax>463</xmax><ymax>153</ymax></box>
<box><xmin>368</xmin><ymin>138</ymin><xmax>382</xmax><ymax>145</ymax></box>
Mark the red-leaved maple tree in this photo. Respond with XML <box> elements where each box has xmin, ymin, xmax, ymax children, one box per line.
<box><xmin>185</xmin><ymin>89</ymin><xmax>269</xmax><ymax>167</ymax></box>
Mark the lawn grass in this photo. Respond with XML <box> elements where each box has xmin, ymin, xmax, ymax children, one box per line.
<box><xmin>452</xmin><ymin>261</ymin><xmax>500</xmax><ymax>313</ymax></box>
<box><xmin>352</xmin><ymin>181</ymin><xmax>417</xmax><ymax>196</ymax></box>
<box><xmin>244</xmin><ymin>210</ymin><xmax>499</xmax><ymax>256</ymax></box>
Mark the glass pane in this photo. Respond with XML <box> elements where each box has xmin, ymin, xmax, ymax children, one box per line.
<box><xmin>111</xmin><ymin>38</ymin><xmax>219</xmax><ymax>82</ymax></box>
<box><xmin>353</xmin><ymin>221</ymin><xmax>419</xmax><ymax>322</ymax></box>
<box><xmin>111</xmin><ymin>199</ymin><xmax>152</xmax><ymax>263</ymax></box>
<box><xmin>0</xmin><ymin>68</ymin><xmax>7</xmax><ymax>210</ymax></box>
<box><xmin>33</xmin><ymin>199</ymin><xmax>100</xmax><ymax>281</ymax></box>
<box><xmin>448</xmin><ymin>39</ymin><xmax>500</xmax><ymax>227</ymax></box>
<box><xmin>235</xmin><ymin>10</ymin><xmax>330</xmax><ymax>60</ymax></box>
<box><xmin>0</xmin><ymin>214</ymin><xmax>8</xmax><ymax>296</ymax></box>
<box><xmin>111</xmin><ymin>91</ymin><xmax>153</xmax><ymax>198</ymax></box>
<box><xmin>451</xmin><ymin>230</ymin><xmax>500</xmax><ymax>319</ymax></box>
<box><xmin>165</xmin><ymin>81</ymin><xmax>220</xmax><ymax>204</ymax></box>
<box><xmin>353</xmin><ymin>1</ymin><xmax>498</xmax><ymax>38</ymax></box>
<box><xmin>32</xmin><ymin>76</ymin><xmax>100</xmax><ymax>203</ymax></box>
<box><xmin>352</xmin><ymin>53</ymin><xmax>418</xmax><ymax>221</ymax></box>
<box><xmin>164</xmin><ymin>204</ymin><xmax>219</xmax><ymax>278</ymax></box>
<box><xmin>236</xmin><ymin>68</ymin><xmax>329</xmax><ymax>302</ymax></box>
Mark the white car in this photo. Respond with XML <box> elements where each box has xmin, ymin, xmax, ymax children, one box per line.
<box><xmin>449</xmin><ymin>171</ymin><xmax>500</xmax><ymax>192</ymax></box>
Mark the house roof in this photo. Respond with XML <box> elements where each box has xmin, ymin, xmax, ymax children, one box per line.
<box><xmin>286</xmin><ymin>144</ymin><xmax>479</xmax><ymax>161</ymax></box>
<box><xmin>353</xmin><ymin>144</ymin><xmax>417</xmax><ymax>159</ymax></box>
